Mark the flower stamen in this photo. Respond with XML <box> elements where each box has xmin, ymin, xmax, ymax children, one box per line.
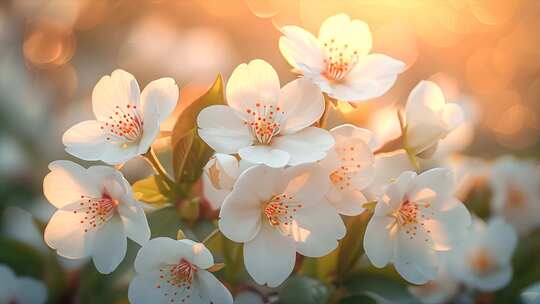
<box><xmin>244</xmin><ymin>103</ymin><xmax>285</xmax><ymax>145</ymax></box>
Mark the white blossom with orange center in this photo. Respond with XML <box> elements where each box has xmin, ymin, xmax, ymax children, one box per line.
<box><xmin>279</xmin><ymin>14</ymin><xmax>405</xmax><ymax>102</ymax></box>
<box><xmin>0</xmin><ymin>264</ymin><xmax>47</xmax><ymax>304</ymax></box>
<box><xmin>448</xmin><ymin>218</ymin><xmax>517</xmax><ymax>292</ymax></box>
<box><xmin>316</xmin><ymin>124</ymin><xmax>376</xmax><ymax>216</ymax></box>
<box><xmin>128</xmin><ymin>238</ymin><xmax>233</xmax><ymax>304</ymax></box>
<box><xmin>218</xmin><ymin>164</ymin><xmax>345</xmax><ymax>287</ymax></box>
<box><xmin>63</xmin><ymin>69</ymin><xmax>179</xmax><ymax>164</ymax></box>
<box><xmin>363</xmin><ymin>168</ymin><xmax>471</xmax><ymax>284</ymax></box>
<box><xmin>197</xmin><ymin>59</ymin><xmax>334</xmax><ymax>168</ymax></box>
<box><xmin>489</xmin><ymin>156</ymin><xmax>540</xmax><ymax>235</ymax></box>
<box><xmin>404</xmin><ymin>81</ymin><xmax>464</xmax><ymax>158</ymax></box>
<box><xmin>43</xmin><ymin>160</ymin><xmax>150</xmax><ymax>274</ymax></box>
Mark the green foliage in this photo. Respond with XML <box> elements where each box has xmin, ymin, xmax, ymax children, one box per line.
<box><xmin>344</xmin><ymin>272</ymin><xmax>419</xmax><ymax>304</ymax></box>
<box><xmin>171</xmin><ymin>75</ymin><xmax>225</xmax><ymax>184</ymax></box>
<box><xmin>279</xmin><ymin>275</ymin><xmax>330</xmax><ymax>304</ymax></box>
<box><xmin>132</xmin><ymin>174</ymin><xmax>175</xmax><ymax>207</ymax></box>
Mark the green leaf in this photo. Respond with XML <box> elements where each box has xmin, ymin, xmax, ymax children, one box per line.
<box><xmin>132</xmin><ymin>175</ymin><xmax>173</xmax><ymax>207</ymax></box>
<box><xmin>279</xmin><ymin>275</ymin><xmax>330</xmax><ymax>304</ymax></box>
<box><xmin>344</xmin><ymin>273</ymin><xmax>418</xmax><ymax>304</ymax></box>
<box><xmin>300</xmin><ymin>249</ymin><xmax>339</xmax><ymax>284</ymax></box>
<box><xmin>171</xmin><ymin>75</ymin><xmax>225</xmax><ymax>184</ymax></box>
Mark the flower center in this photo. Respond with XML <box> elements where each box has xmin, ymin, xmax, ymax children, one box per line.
<box><xmin>244</xmin><ymin>103</ymin><xmax>285</xmax><ymax>145</ymax></box>
<box><xmin>392</xmin><ymin>198</ymin><xmax>434</xmax><ymax>240</ymax></box>
<box><xmin>156</xmin><ymin>259</ymin><xmax>198</xmax><ymax>303</ymax></box>
<box><xmin>469</xmin><ymin>248</ymin><xmax>497</xmax><ymax>277</ymax></box>
<box><xmin>263</xmin><ymin>194</ymin><xmax>303</xmax><ymax>235</ymax></box>
<box><xmin>322</xmin><ymin>38</ymin><xmax>359</xmax><ymax>82</ymax></box>
<box><xmin>100</xmin><ymin>103</ymin><xmax>144</xmax><ymax>145</ymax></box>
<box><xmin>74</xmin><ymin>193</ymin><xmax>119</xmax><ymax>233</ymax></box>
<box><xmin>506</xmin><ymin>185</ymin><xmax>525</xmax><ymax>208</ymax></box>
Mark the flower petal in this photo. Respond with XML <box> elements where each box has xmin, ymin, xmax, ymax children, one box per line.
<box><xmin>318</xmin><ymin>14</ymin><xmax>372</xmax><ymax>57</ymax></box>
<box><xmin>43</xmin><ymin>160</ymin><xmax>101</xmax><ymax>209</ymax></box>
<box><xmin>293</xmin><ymin>201</ymin><xmax>345</xmax><ymax>257</ymax></box>
<box><xmin>394</xmin><ymin>229</ymin><xmax>438</xmax><ymax>284</ymax></box>
<box><xmin>134</xmin><ymin>237</ymin><xmax>186</xmax><ymax>273</ymax></box>
<box><xmin>238</xmin><ymin>146</ymin><xmax>290</xmax><ymax>168</ymax></box>
<box><xmin>117</xmin><ymin>197</ymin><xmax>151</xmax><ymax>246</ymax></box>
<box><xmin>279</xmin><ymin>25</ymin><xmax>325</xmax><ymax>72</ymax></box>
<box><xmin>0</xmin><ymin>265</ymin><xmax>17</xmax><ymax>300</ymax></box>
<box><xmin>197</xmin><ymin>270</ymin><xmax>233</xmax><ymax>304</ymax></box>
<box><xmin>197</xmin><ymin>105</ymin><xmax>253</xmax><ymax>154</ymax></box>
<box><xmin>178</xmin><ymin>239</ymin><xmax>215</xmax><ymax>270</ymax></box>
<box><xmin>219</xmin><ymin>188</ymin><xmax>262</xmax><ymax>243</ymax></box>
<box><xmin>328</xmin><ymin>189</ymin><xmax>367</xmax><ymax>216</ymax></box>
<box><xmin>410</xmin><ymin>168</ymin><xmax>454</xmax><ymax>200</ymax></box>
<box><xmin>271</xmin><ymin>127</ymin><xmax>334</xmax><ymax>166</ymax></box>
<box><xmin>14</xmin><ymin>277</ymin><xmax>47</xmax><ymax>304</ymax></box>
<box><xmin>405</xmin><ymin>81</ymin><xmax>446</xmax><ymax>130</ymax></box>
<box><xmin>128</xmin><ymin>272</ymin><xmax>166</xmax><ymax>304</ymax></box>
<box><xmin>44</xmin><ymin>209</ymin><xmax>96</xmax><ymax>259</ymax></box>
<box><xmin>442</xmin><ymin>103</ymin><xmax>464</xmax><ymax>131</ymax></box>
<box><xmin>329</xmin><ymin>54</ymin><xmax>404</xmax><ymax>102</ymax></box>
<box><xmin>364</xmin><ymin>216</ymin><xmax>395</xmax><ymax>268</ymax></box>
<box><xmin>226</xmin><ymin>59</ymin><xmax>280</xmax><ymax>112</ymax></box>
<box><xmin>243</xmin><ymin>222</ymin><xmax>296</xmax><ymax>287</ymax></box>
<box><xmin>141</xmin><ymin>77</ymin><xmax>179</xmax><ymax>125</ymax></box>
<box><xmin>92</xmin><ymin>215</ymin><xmax>127</xmax><ymax>274</ymax></box>
<box><xmin>92</xmin><ymin>69</ymin><xmax>141</xmax><ymax>122</ymax></box>
<box><xmin>278</xmin><ymin>78</ymin><xmax>325</xmax><ymax>134</ymax></box>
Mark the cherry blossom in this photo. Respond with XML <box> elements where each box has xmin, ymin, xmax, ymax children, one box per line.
<box><xmin>128</xmin><ymin>237</ymin><xmax>233</xmax><ymax>304</ymax></box>
<box><xmin>43</xmin><ymin>160</ymin><xmax>150</xmax><ymax>274</ymax></box>
<box><xmin>0</xmin><ymin>264</ymin><xmax>47</xmax><ymax>304</ymax></box>
<box><xmin>218</xmin><ymin>164</ymin><xmax>345</xmax><ymax>287</ymax></box>
<box><xmin>279</xmin><ymin>13</ymin><xmax>405</xmax><ymax>102</ymax></box>
<box><xmin>197</xmin><ymin>59</ymin><xmax>334</xmax><ymax>168</ymax></box>
<box><xmin>489</xmin><ymin>156</ymin><xmax>540</xmax><ymax>235</ymax></box>
<box><xmin>63</xmin><ymin>69</ymin><xmax>179</xmax><ymax>164</ymax></box>
<box><xmin>448</xmin><ymin>217</ymin><xmax>517</xmax><ymax>291</ymax></box>
<box><xmin>408</xmin><ymin>260</ymin><xmax>459</xmax><ymax>304</ymax></box>
<box><xmin>364</xmin><ymin>168</ymin><xmax>471</xmax><ymax>284</ymax></box>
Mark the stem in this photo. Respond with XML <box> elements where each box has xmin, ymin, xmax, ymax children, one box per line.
<box><xmin>202</xmin><ymin>229</ymin><xmax>220</xmax><ymax>244</ymax></box>
<box><xmin>143</xmin><ymin>148</ymin><xmax>176</xmax><ymax>189</ymax></box>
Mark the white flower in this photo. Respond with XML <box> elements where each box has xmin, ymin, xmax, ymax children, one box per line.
<box><xmin>279</xmin><ymin>13</ymin><xmax>405</xmax><ymax>102</ymax></box>
<box><xmin>448</xmin><ymin>217</ymin><xmax>517</xmax><ymax>292</ymax></box>
<box><xmin>363</xmin><ymin>168</ymin><xmax>471</xmax><ymax>284</ymax></box>
<box><xmin>489</xmin><ymin>156</ymin><xmax>540</xmax><ymax>235</ymax></box>
<box><xmin>363</xmin><ymin>150</ymin><xmax>415</xmax><ymax>201</ymax></box>
<box><xmin>404</xmin><ymin>81</ymin><xmax>464</xmax><ymax>157</ymax></box>
<box><xmin>197</xmin><ymin>59</ymin><xmax>334</xmax><ymax>168</ymax></box>
<box><xmin>43</xmin><ymin>160</ymin><xmax>151</xmax><ymax>274</ymax></box>
<box><xmin>128</xmin><ymin>237</ymin><xmax>233</xmax><ymax>304</ymax></box>
<box><xmin>202</xmin><ymin>154</ymin><xmax>254</xmax><ymax>209</ymax></box>
<box><xmin>408</xmin><ymin>261</ymin><xmax>459</xmax><ymax>304</ymax></box>
<box><xmin>63</xmin><ymin>69</ymin><xmax>179</xmax><ymax>164</ymax></box>
<box><xmin>218</xmin><ymin>164</ymin><xmax>345</xmax><ymax>287</ymax></box>
<box><xmin>0</xmin><ymin>264</ymin><xmax>47</xmax><ymax>304</ymax></box>
<box><xmin>522</xmin><ymin>282</ymin><xmax>540</xmax><ymax>304</ymax></box>
<box><xmin>317</xmin><ymin>124</ymin><xmax>376</xmax><ymax>215</ymax></box>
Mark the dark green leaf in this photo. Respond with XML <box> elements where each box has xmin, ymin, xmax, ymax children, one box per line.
<box><xmin>171</xmin><ymin>75</ymin><xmax>225</xmax><ymax>184</ymax></box>
<box><xmin>279</xmin><ymin>275</ymin><xmax>330</xmax><ymax>304</ymax></box>
<box><xmin>345</xmin><ymin>273</ymin><xmax>419</xmax><ymax>304</ymax></box>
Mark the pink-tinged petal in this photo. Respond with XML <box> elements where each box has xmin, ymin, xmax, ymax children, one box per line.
<box><xmin>279</xmin><ymin>25</ymin><xmax>325</xmax><ymax>72</ymax></box>
<box><xmin>293</xmin><ymin>201</ymin><xmax>345</xmax><ymax>257</ymax></box>
<box><xmin>318</xmin><ymin>14</ymin><xmax>372</xmax><ymax>57</ymax></box>
<box><xmin>92</xmin><ymin>215</ymin><xmax>127</xmax><ymax>274</ymax></box>
<box><xmin>141</xmin><ymin>77</ymin><xmax>179</xmax><ymax>125</ymax></box>
<box><xmin>197</xmin><ymin>105</ymin><xmax>253</xmax><ymax>154</ymax></box>
<box><xmin>238</xmin><ymin>146</ymin><xmax>290</xmax><ymax>168</ymax></box>
<box><xmin>330</xmin><ymin>124</ymin><xmax>377</xmax><ymax>149</ymax></box>
<box><xmin>405</xmin><ymin>81</ymin><xmax>446</xmax><ymax>130</ymax></box>
<box><xmin>219</xmin><ymin>189</ymin><xmax>262</xmax><ymax>243</ymax></box>
<box><xmin>282</xmin><ymin>163</ymin><xmax>330</xmax><ymax>206</ymax></box>
<box><xmin>117</xmin><ymin>198</ymin><xmax>151</xmax><ymax>246</ymax></box>
<box><xmin>43</xmin><ymin>160</ymin><xmax>101</xmax><ymax>209</ymax></box>
<box><xmin>197</xmin><ymin>270</ymin><xmax>233</xmax><ymax>304</ymax></box>
<box><xmin>278</xmin><ymin>78</ymin><xmax>325</xmax><ymax>134</ymax></box>
<box><xmin>44</xmin><ymin>209</ymin><xmax>96</xmax><ymax>259</ymax></box>
<box><xmin>364</xmin><ymin>216</ymin><xmax>395</xmax><ymax>268</ymax></box>
<box><xmin>92</xmin><ymin>69</ymin><xmax>141</xmax><ymax>122</ymax></box>
<box><xmin>271</xmin><ymin>127</ymin><xmax>334</xmax><ymax>166</ymax></box>
<box><xmin>226</xmin><ymin>59</ymin><xmax>280</xmax><ymax>113</ymax></box>
<box><xmin>243</xmin><ymin>223</ymin><xmax>296</xmax><ymax>287</ymax></box>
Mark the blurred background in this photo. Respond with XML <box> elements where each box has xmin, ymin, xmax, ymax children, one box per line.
<box><xmin>0</xmin><ymin>0</ymin><xmax>539</xmax><ymax>303</ymax></box>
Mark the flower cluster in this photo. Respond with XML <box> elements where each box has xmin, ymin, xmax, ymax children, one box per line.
<box><xmin>34</xmin><ymin>12</ymin><xmax>539</xmax><ymax>304</ymax></box>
